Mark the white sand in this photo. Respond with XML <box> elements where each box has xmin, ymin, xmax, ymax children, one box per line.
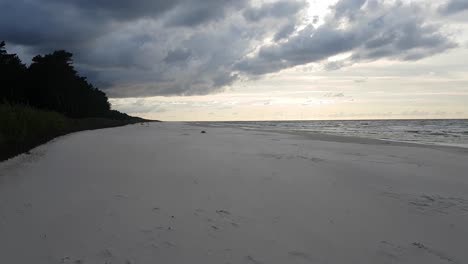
<box><xmin>1</xmin><ymin>122</ymin><xmax>467</xmax><ymax>264</ymax></box>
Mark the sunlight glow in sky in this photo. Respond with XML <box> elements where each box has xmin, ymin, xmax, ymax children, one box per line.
<box><xmin>110</xmin><ymin>0</ymin><xmax>468</xmax><ymax>121</ymax></box>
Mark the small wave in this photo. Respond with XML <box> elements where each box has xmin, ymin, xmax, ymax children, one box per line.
<box><xmin>218</xmin><ymin>120</ymin><xmax>468</xmax><ymax>147</ymax></box>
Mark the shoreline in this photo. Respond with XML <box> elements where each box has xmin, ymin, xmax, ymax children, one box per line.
<box><xmin>189</xmin><ymin>121</ymin><xmax>468</xmax><ymax>154</ymax></box>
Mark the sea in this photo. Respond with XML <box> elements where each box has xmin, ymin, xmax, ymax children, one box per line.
<box><xmin>204</xmin><ymin>119</ymin><xmax>468</xmax><ymax>148</ymax></box>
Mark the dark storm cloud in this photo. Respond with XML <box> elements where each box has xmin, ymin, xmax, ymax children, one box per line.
<box><xmin>0</xmin><ymin>0</ymin><xmax>458</xmax><ymax>97</ymax></box>
<box><xmin>0</xmin><ymin>1</ymin><xmax>107</xmax><ymax>49</ymax></box>
<box><xmin>0</xmin><ymin>0</ymin><xmax>242</xmax><ymax>48</ymax></box>
<box><xmin>164</xmin><ymin>49</ymin><xmax>192</xmax><ymax>64</ymax></box>
<box><xmin>50</xmin><ymin>0</ymin><xmax>179</xmax><ymax>21</ymax></box>
<box><xmin>236</xmin><ymin>25</ymin><xmax>356</xmax><ymax>74</ymax></box>
<box><xmin>243</xmin><ymin>0</ymin><xmax>306</xmax><ymax>22</ymax></box>
<box><xmin>165</xmin><ymin>0</ymin><xmax>249</xmax><ymax>27</ymax></box>
<box><xmin>438</xmin><ymin>0</ymin><xmax>468</xmax><ymax>15</ymax></box>
<box><xmin>237</xmin><ymin>0</ymin><xmax>456</xmax><ymax>75</ymax></box>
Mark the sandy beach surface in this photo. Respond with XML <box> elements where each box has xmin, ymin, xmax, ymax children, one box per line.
<box><xmin>1</xmin><ymin>122</ymin><xmax>467</xmax><ymax>264</ymax></box>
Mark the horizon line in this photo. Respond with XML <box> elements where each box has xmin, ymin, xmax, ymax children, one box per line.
<box><xmin>162</xmin><ymin>118</ymin><xmax>468</xmax><ymax>122</ymax></box>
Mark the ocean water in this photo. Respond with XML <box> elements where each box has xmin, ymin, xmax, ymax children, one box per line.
<box><xmin>205</xmin><ymin>119</ymin><xmax>468</xmax><ymax>148</ymax></box>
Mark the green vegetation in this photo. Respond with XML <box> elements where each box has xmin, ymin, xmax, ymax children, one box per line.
<box><xmin>0</xmin><ymin>41</ymin><xmax>117</xmax><ymax>117</ymax></box>
<box><xmin>0</xmin><ymin>41</ymin><xmax>155</xmax><ymax>161</ymax></box>
<box><xmin>0</xmin><ymin>103</ymin><xmax>147</xmax><ymax>161</ymax></box>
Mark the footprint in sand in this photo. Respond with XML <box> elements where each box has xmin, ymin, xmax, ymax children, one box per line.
<box><xmin>195</xmin><ymin>208</ymin><xmax>242</xmax><ymax>230</ymax></box>
<box><xmin>245</xmin><ymin>255</ymin><xmax>263</xmax><ymax>264</ymax></box>
<box><xmin>98</xmin><ymin>248</ymin><xmax>114</xmax><ymax>259</ymax></box>
<box><xmin>409</xmin><ymin>195</ymin><xmax>468</xmax><ymax>215</ymax></box>
<box><xmin>411</xmin><ymin>242</ymin><xmax>459</xmax><ymax>263</ymax></box>
<box><xmin>381</xmin><ymin>191</ymin><xmax>468</xmax><ymax>215</ymax></box>
<box><xmin>60</xmin><ymin>257</ymin><xmax>85</xmax><ymax>264</ymax></box>
<box><xmin>377</xmin><ymin>240</ymin><xmax>459</xmax><ymax>263</ymax></box>
<box><xmin>216</xmin><ymin>210</ymin><xmax>231</xmax><ymax>216</ymax></box>
<box><xmin>163</xmin><ymin>241</ymin><xmax>177</xmax><ymax>248</ymax></box>
<box><xmin>288</xmin><ymin>251</ymin><xmax>316</xmax><ymax>262</ymax></box>
<box><xmin>115</xmin><ymin>194</ymin><xmax>129</xmax><ymax>199</ymax></box>
<box><xmin>60</xmin><ymin>256</ymin><xmax>71</xmax><ymax>263</ymax></box>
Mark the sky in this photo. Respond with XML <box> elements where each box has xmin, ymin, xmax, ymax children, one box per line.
<box><xmin>1</xmin><ymin>0</ymin><xmax>468</xmax><ymax>121</ymax></box>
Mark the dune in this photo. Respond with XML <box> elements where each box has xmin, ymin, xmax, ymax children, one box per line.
<box><xmin>0</xmin><ymin>122</ymin><xmax>467</xmax><ymax>263</ymax></box>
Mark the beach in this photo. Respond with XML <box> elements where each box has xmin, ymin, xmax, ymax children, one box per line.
<box><xmin>0</xmin><ymin>122</ymin><xmax>467</xmax><ymax>263</ymax></box>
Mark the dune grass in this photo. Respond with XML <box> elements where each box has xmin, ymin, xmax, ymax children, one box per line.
<box><xmin>0</xmin><ymin>103</ymin><xmax>149</xmax><ymax>161</ymax></box>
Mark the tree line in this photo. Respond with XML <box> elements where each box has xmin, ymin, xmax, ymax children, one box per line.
<box><xmin>0</xmin><ymin>41</ymin><xmax>133</xmax><ymax>120</ymax></box>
